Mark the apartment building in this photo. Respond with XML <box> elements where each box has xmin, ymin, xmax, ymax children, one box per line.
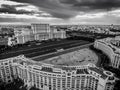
<box><xmin>94</xmin><ymin>37</ymin><xmax>120</xmax><ymax>69</ymax></box>
<box><xmin>0</xmin><ymin>55</ymin><xmax>115</xmax><ymax>90</ymax></box>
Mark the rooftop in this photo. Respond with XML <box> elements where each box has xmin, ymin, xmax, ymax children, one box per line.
<box><xmin>89</xmin><ymin>67</ymin><xmax>108</xmax><ymax>79</ymax></box>
<box><xmin>76</xmin><ymin>69</ymin><xmax>89</xmax><ymax>74</ymax></box>
<box><xmin>15</xmin><ymin>55</ymin><xmax>110</xmax><ymax>78</ymax></box>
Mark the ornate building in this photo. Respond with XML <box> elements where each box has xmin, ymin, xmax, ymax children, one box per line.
<box><xmin>94</xmin><ymin>37</ymin><xmax>120</xmax><ymax>69</ymax></box>
<box><xmin>0</xmin><ymin>55</ymin><xmax>115</xmax><ymax>90</ymax></box>
<box><xmin>0</xmin><ymin>24</ymin><xmax>66</xmax><ymax>45</ymax></box>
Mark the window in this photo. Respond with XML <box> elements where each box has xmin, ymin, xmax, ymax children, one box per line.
<box><xmin>7</xmin><ymin>76</ymin><xmax>10</xmax><ymax>78</ymax></box>
<box><xmin>5</xmin><ymin>63</ymin><xmax>8</xmax><ymax>65</ymax></box>
<box><xmin>8</xmin><ymin>80</ymin><xmax>11</xmax><ymax>82</ymax></box>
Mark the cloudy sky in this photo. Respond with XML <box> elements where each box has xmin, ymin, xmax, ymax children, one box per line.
<box><xmin>0</xmin><ymin>0</ymin><xmax>120</xmax><ymax>25</ymax></box>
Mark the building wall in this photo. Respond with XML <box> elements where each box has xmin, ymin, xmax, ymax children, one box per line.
<box><xmin>94</xmin><ymin>39</ymin><xmax>120</xmax><ymax>69</ymax></box>
<box><xmin>0</xmin><ymin>55</ymin><xmax>115</xmax><ymax>90</ymax></box>
<box><xmin>0</xmin><ymin>59</ymin><xmax>14</xmax><ymax>83</ymax></box>
<box><xmin>50</xmin><ymin>26</ymin><xmax>66</xmax><ymax>39</ymax></box>
<box><xmin>0</xmin><ymin>24</ymin><xmax>66</xmax><ymax>45</ymax></box>
<box><xmin>31</xmin><ymin>24</ymin><xmax>66</xmax><ymax>41</ymax></box>
<box><xmin>31</xmin><ymin>24</ymin><xmax>50</xmax><ymax>34</ymax></box>
<box><xmin>14</xmin><ymin>26</ymin><xmax>32</xmax><ymax>44</ymax></box>
<box><xmin>31</xmin><ymin>24</ymin><xmax>50</xmax><ymax>40</ymax></box>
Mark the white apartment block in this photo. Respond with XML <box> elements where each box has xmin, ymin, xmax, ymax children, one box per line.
<box><xmin>0</xmin><ymin>55</ymin><xmax>115</xmax><ymax>90</ymax></box>
<box><xmin>94</xmin><ymin>36</ymin><xmax>120</xmax><ymax>69</ymax></box>
<box><xmin>50</xmin><ymin>26</ymin><xmax>66</xmax><ymax>39</ymax></box>
<box><xmin>14</xmin><ymin>26</ymin><xmax>33</xmax><ymax>44</ymax></box>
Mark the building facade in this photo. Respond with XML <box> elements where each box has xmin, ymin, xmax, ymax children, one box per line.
<box><xmin>50</xmin><ymin>26</ymin><xmax>66</xmax><ymax>39</ymax></box>
<box><xmin>0</xmin><ymin>55</ymin><xmax>115</xmax><ymax>90</ymax></box>
<box><xmin>31</xmin><ymin>24</ymin><xmax>66</xmax><ymax>41</ymax></box>
<box><xmin>14</xmin><ymin>25</ymin><xmax>32</xmax><ymax>44</ymax></box>
<box><xmin>94</xmin><ymin>37</ymin><xmax>120</xmax><ymax>69</ymax></box>
<box><xmin>0</xmin><ymin>24</ymin><xmax>66</xmax><ymax>45</ymax></box>
<box><xmin>31</xmin><ymin>23</ymin><xmax>51</xmax><ymax>40</ymax></box>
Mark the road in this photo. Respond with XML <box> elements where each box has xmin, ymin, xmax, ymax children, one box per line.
<box><xmin>32</xmin><ymin>43</ymin><xmax>94</xmax><ymax>61</ymax></box>
<box><xmin>0</xmin><ymin>40</ymin><xmax>91</xmax><ymax>59</ymax></box>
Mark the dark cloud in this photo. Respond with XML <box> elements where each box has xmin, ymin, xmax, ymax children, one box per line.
<box><xmin>73</xmin><ymin>0</ymin><xmax>120</xmax><ymax>11</ymax></box>
<box><xmin>10</xmin><ymin>0</ymin><xmax>79</xmax><ymax>19</ymax></box>
<box><xmin>0</xmin><ymin>17</ymin><xmax>25</xmax><ymax>22</ymax></box>
<box><xmin>12</xmin><ymin>4</ymin><xmax>28</xmax><ymax>7</ymax></box>
<box><xmin>0</xmin><ymin>4</ymin><xmax>33</xmax><ymax>14</ymax></box>
<box><xmin>59</xmin><ymin>0</ymin><xmax>79</xmax><ymax>4</ymax></box>
<box><xmin>8</xmin><ymin>0</ymin><xmax>120</xmax><ymax>19</ymax></box>
<box><xmin>0</xmin><ymin>17</ymin><xmax>63</xmax><ymax>24</ymax></box>
<box><xmin>1</xmin><ymin>15</ymin><xmax>120</xmax><ymax>25</ymax></box>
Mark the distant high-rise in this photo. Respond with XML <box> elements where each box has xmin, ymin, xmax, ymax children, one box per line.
<box><xmin>31</xmin><ymin>23</ymin><xmax>50</xmax><ymax>40</ymax></box>
<box><xmin>31</xmin><ymin>23</ymin><xmax>50</xmax><ymax>34</ymax></box>
<box><xmin>14</xmin><ymin>26</ymin><xmax>32</xmax><ymax>44</ymax></box>
<box><xmin>50</xmin><ymin>26</ymin><xmax>66</xmax><ymax>39</ymax></box>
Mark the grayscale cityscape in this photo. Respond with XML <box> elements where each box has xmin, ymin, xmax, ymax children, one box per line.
<box><xmin>0</xmin><ymin>0</ymin><xmax>120</xmax><ymax>90</ymax></box>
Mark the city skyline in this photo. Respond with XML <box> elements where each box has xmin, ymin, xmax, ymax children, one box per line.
<box><xmin>0</xmin><ymin>0</ymin><xmax>120</xmax><ymax>25</ymax></box>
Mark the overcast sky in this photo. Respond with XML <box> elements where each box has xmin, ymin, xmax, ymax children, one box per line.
<box><xmin>0</xmin><ymin>0</ymin><xmax>120</xmax><ymax>25</ymax></box>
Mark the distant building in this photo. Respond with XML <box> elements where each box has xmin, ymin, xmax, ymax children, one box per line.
<box><xmin>31</xmin><ymin>23</ymin><xmax>66</xmax><ymax>41</ymax></box>
<box><xmin>0</xmin><ymin>24</ymin><xmax>66</xmax><ymax>45</ymax></box>
<box><xmin>8</xmin><ymin>36</ymin><xmax>17</xmax><ymax>46</ymax></box>
<box><xmin>50</xmin><ymin>26</ymin><xmax>66</xmax><ymax>39</ymax></box>
<box><xmin>31</xmin><ymin>23</ymin><xmax>50</xmax><ymax>40</ymax></box>
<box><xmin>31</xmin><ymin>23</ymin><xmax>50</xmax><ymax>34</ymax></box>
<box><xmin>0</xmin><ymin>25</ymin><xmax>32</xmax><ymax>44</ymax></box>
<box><xmin>14</xmin><ymin>26</ymin><xmax>32</xmax><ymax>44</ymax></box>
